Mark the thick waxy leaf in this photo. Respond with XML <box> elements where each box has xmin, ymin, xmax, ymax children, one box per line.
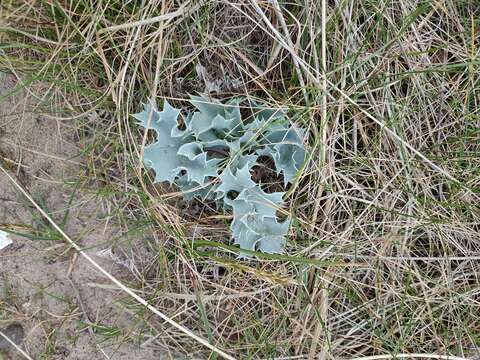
<box><xmin>133</xmin><ymin>101</ymin><xmax>221</xmax><ymax>185</ymax></box>
<box><xmin>134</xmin><ymin>96</ymin><xmax>307</xmax><ymax>254</ymax></box>
<box><xmin>222</xmin><ymin>165</ymin><xmax>287</xmax><ymax>252</ymax></box>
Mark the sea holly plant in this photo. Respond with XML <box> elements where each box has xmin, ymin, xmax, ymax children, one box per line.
<box><xmin>133</xmin><ymin>96</ymin><xmax>306</xmax><ymax>254</ymax></box>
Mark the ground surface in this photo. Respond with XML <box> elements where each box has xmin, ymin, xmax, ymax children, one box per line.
<box><xmin>0</xmin><ymin>72</ymin><xmax>159</xmax><ymax>359</ymax></box>
<box><xmin>1</xmin><ymin>1</ymin><xmax>480</xmax><ymax>359</ymax></box>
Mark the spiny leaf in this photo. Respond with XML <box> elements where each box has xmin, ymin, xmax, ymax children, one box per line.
<box><xmin>133</xmin><ymin>101</ymin><xmax>220</xmax><ymax>185</ymax></box>
<box><xmin>134</xmin><ymin>96</ymin><xmax>307</xmax><ymax>254</ymax></box>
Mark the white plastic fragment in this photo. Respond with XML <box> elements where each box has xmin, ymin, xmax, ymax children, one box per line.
<box><xmin>0</xmin><ymin>230</ymin><xmax>13</xmax><ymax>250</ymax></box>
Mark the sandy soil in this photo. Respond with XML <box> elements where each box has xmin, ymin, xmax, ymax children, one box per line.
<box><xmin>0</xmin><ymin>73</ymin><xmax>160</xmax><ymax>359</ymax></box>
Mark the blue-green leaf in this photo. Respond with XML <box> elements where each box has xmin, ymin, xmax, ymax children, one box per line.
<box><xmin>134</xmin><ymin>96</ymin><xmax>307</xmax><ymax>254</ymax></box>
